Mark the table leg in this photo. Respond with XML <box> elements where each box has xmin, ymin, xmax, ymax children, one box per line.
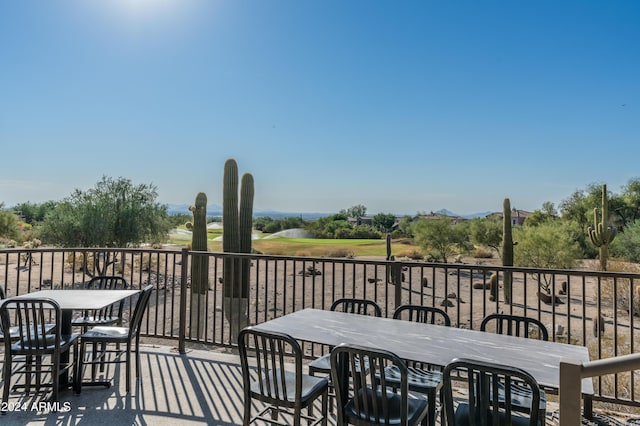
<box><xmin>59</xmin><ymin>309</ymin><xmax>73</xmax><ymax>387</ymax></box>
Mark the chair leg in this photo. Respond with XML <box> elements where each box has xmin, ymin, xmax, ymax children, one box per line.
<box><xmin>321</xmin><ymin>390</ymin><xmax>328</xmax><ymax>426</ymax></box>
<box><xmin>427</xmin><ymin>389</ymin><xmax>436</xmax><ymax>426</ymax></box>
<box><xmin>125</xmin><ymin>342</ymin><xmax>131</xmax><ymax>393</ymax></box>
<box><xmin>2</xmin><ymin>354</ymin><xmax>11</xmax><ymax>412</ymax></box>
<box><xmin>242</xmin><ymin>396</ymin><xmax>251</xmax><ymax>426</ymax></box>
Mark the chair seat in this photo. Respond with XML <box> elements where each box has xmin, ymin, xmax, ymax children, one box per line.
<box><xmin>455</xmin><ymin>403</ymin><xmax>541</xmax><ymax>426</ymax></box>
<box><xmin>81</xmin><ymin>326</ymin><xmax>129</xmax><ymax>342</ymax></box>
<box><xmin>250</xmin><ymin>369</ymin><xmax>328</xmax><ymax>405</ymax></box>
<box><xmin>309</xmin><ymin>354</ymin><xmax>331</xmax><ymax>374</ymax></box>
<box><xmin>6</xmin><ymin>324</ymin><xmax>56</xmax><ymax>341</ymax></box>
<box><xmin>496</xmin><ymin>381</ymin><xmax>547</xmax><ymax>424</ymax></box>
<box><xmin>345</xmin><ymin>387</ymin><xmax>428</xmax><ymax>425</ymax></box>
<box><xmin>12</xmin><ymin>334</ymin><xmax>79</xmax><ymax>354</ymax></box>
<box><xmin>384</xmin><ymin>365</ymin><xmax>443</xmax><ymax>391</ymax></box>
<box><xmin>72</xmin><ymin>316</ymin><xmax>119</xmax><ymax>327</ymax></box>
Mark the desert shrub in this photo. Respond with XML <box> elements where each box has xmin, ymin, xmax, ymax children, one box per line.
<box><xmin>65</xmin><ymin>252</ymin><xmax>94</xmax><ymax>273</ymax></box>
<box><xmin>598</xmin><ymin>261</ymin><xmax>640</xmax><ymax>315</ymax></box>
<box><xmin>325</xmin><ymin>248</ymin><xmax>354</xmax><ymax>258</ymax></box>
<box><xmin>396</xmin><ymin>249</ymin><xmax>423</xmax><ymax>260</ymax></box>
<box><xmin>472</xmin><ymin>247</ymin><xmax>494</xmax><ymax>259</ymax></box>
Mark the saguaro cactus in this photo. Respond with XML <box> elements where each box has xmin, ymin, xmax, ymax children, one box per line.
<box><xmin>588</xmin><ymin>184</ymin><xmax>616</xmax><ymax>271</ymax></box>
<box><xmin>222</xmin><ymin>158</ymin><xmax>254</xmax><ymax>338</ymax></box>
<box><xmin>186</xmin><ymin>192</ymin><xmax>209</xmax><ymax>338</ymax></box>
<box><xmin>502</xmin><ymin>198</ymin><xmax>514</xmax><ymax>304</ymax></box>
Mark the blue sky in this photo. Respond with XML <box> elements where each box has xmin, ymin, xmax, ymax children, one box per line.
<box><xmin>1</xmin><ymin>1</ymin><xmax>638</xmax><ymax>216</ymax></box>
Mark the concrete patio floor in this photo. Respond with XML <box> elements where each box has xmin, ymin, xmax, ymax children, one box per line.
<box><xmin>0</xmin><ymin>342</ymin><xmax>634</xmax><ymax>425</ymax></box>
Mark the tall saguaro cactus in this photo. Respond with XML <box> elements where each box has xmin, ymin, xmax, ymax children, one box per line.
<box><xmin>589</xmin><ymin>184</ymin><xmax>616</xmax><ymax>271</ymax></box>
<box><xmin>502</xmin><ymin>198</ymin><xmax>514</xmax><ymax>304</ymax></box>
<box><xmin>186</xmin><ymin>192</ymin><xmax>209</xmax><ymax>338</ymax></box>
<box><xmin>222</xmin><ymin>158</ymin><xmax>254</xmax><ymax>338</ymax></box>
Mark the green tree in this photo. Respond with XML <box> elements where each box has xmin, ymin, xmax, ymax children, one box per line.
<box><xmin>13</xmin><ymin>201</ymin><xmax>58</xmax><ymax>224</ymax></box>
<box><xmin>469</xmin><ymin>217</ymin><xmax>502</xmax><ymax>255</ymax></box>
<box><xmin>0</xmin><ymin>204</ymin><xmax>19</xmax><ymax>241</ymax></box>
<box><xmin>612</xmin><ymin>219</ymin><xmax>640</xmax><ymax>263</ymax></box>
<box><xmin>514</xmin><ymin>220</ymin><xmax>583</xmax><ymax>293</ymax></box>
<box><xmin>340</xmin><ymin>204</ymin><xmax>367</xmax><ymax>220</ymax></box>
<box><xmin>40</xmin><ymin>176</ymin><xmax>171</xmax><ymax>248</ymax></box>
<box><xmin>372</xmin><ymin>213</ymin><xmax>396</xmax><ymax>232</ymax></box>
<box><xmin>412</xmin><ymin>218</ymin><xmax>470</xmax><ymax>262</ymax></box>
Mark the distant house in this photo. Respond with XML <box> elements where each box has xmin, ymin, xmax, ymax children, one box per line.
<box><xmin>487</xmin><ymin>208</ymin><xmax>531</xmax><ymax>226</ymax></box>
<box><xmin>347</xmin><ymin>216</ymin><xmax>374</xmax><ymax>227</ymax></box>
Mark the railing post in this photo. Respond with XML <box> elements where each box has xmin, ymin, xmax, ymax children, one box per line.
<box><xmin>178</xmin><ymin>248</ymin><xmax>189</xmax><ymax>354</ymax></box>
<box><xmin>559</xmin><ymin>360</ymin><xmax>583</xmax><ymax>426</ymax></box>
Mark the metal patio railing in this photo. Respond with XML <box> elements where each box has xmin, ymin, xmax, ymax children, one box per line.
<box><xmin>2</xmin><ymin>247</ymin><xmax>640</xmax><ymax>417</ymax></box>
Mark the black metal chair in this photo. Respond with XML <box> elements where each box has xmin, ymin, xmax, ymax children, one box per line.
<box><xmin>308</xmin><ymin>298</ymin><xmax>382</xmax><ymax>377</ymax></box>
<box><xmin>480</xmin><ymin>313</ymin><xmax>549</xmax><ymax>341</ymax></box>
<box><xmin>330</xmin><ymin>343</ymin><xmax>429</xmax><ymax>425</ymax></box>
<box><xmin>72</xmin><ymin>276</ymin><xmax>130</xmax><ymax>331</ymax></box>
<box><xmin>78</xmin><ymin>284</ymin><xmax>153</xmax><ymax>393</ymax></box>
<box><xmin>480</xmin><ymin>313</ymin><xmax>549</xmax><ymax>424</ymax></box>
<box><xmin>0</xmin><ymin>287</ymin><xmax>55</xmax><ymax>342</ymax></box>
<box><xmin>1</xmin><ymin>298</ymin><xmax>80</xmax><ymax>407</ymax></box>
<box><xmin>442</xmin><ymin>357</ymin><xmax>542</xmax><ymax>426</ymax></box>
<box><xmin>308</xmin><ymin>298</ymin><xmax>382</xmax><ymax>411</ymax></box>
<box><xmin>238</xmin><ymin>327</ymin><xmax>329</xmax><ymax>426</ymax></box>
<box><xmin>385</xmin><ymin>305</ymin><xmax>451</xmax><ymax>425</ymax></box>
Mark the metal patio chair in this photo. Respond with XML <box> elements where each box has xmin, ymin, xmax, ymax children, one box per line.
<box><xmin>78</xmin><ymin>284</ymin><xmax>153</xmax><ymax>393</ymax></box>
<box><xmin>384</xmin><ymin>304</ymin><xmax>452</xmax><ymax>425</ymax></box>
<box><xmin>238</xmin><ymin>326</ymin><xmax>329</xmax><ymax>426</ymax></box>
<box><xmin>442</xmin><ymin>357</ymin><xmax>542</xmax><ymax>425</ymax></box>
<box><xmin>1</xmin><ymin>298</ymin><xmax>80</xmax><ymax>408</ymax></box>
<box><xmin>480</xmin><ymin>313</ymin><xmax>549</xmax><ymax>423</ymax></box>
<box><xmin>330</xmin><ymin>343</ymin><xmax>429</xmax><ymax>425</ymax></box>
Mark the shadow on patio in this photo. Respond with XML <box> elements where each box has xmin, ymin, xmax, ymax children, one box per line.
<box><xmin>1</xmin><ymin>343</ymin><xmax>634</xmax><ymax>425</ymax></box>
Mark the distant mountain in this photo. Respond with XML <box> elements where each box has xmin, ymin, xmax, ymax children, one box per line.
<box><xmin>165</xmin><ymin>203</ymin><xmax>330</xmax><ymax>220</ymax></box>
<box><xmin>435</xmin><ymin>208</ymin><xmax>493</xmax><ymax>219</ymax></box>
<box><xmin>167</xmin><ymin>203</ymin><xmax>491</xmax><ymax>220</ymax></box>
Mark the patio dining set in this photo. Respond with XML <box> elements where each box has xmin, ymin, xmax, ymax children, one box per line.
<box><xmin>0</xmin><ymin>276</ymin><xmax>153</xmax><ymax>413</ymax></box>
<box><xmin>239</xmin><ymin>299</ymin><xmax>594</xmax><ymax>426</ymax></box>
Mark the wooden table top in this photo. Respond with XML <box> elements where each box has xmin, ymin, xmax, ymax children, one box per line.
<box><xmin>7</xmin><ymin>289</ymin><xmax>140</xmax><ymax>310</ymax></box>
<box><xmin>254</xmin><ymin>308</ymin><xmax>594</xmax><ymax>394</ymax></box>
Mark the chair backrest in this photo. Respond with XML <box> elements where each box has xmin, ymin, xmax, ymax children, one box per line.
<box><xmin>442</xmin><ymin>357</ymin><xmax>541</xmax><ymax>426</ymax></box>
<box><xmin>330</xmin><ymin>298</ymin><xmax>382</xmax><ymax>317</ymax></box>
<box><xmin>85</xmin><ymin>276</ymin><xmax>129</xmax><ymax>290</ymax></box>
<box><xmin>238</xmin><ymin>327</ymin><xmax>304</xmax><ymax>405</ymax></box>
<box><xmin>128</xmin><ymin>285</ymin><xmax>154</xmax><ymax>338</ymax></box>
<box><xmin>480</xmin><ymin>313</ymin><xmax>549</xmax><ymax>341</ymax></box>
<box><xmin>83</xmin><ymin>276</ymin><xmax>130</xmax><ymax>321</ymax></box>
<box><xmin>330</xmin><ymin>343</ymin><xmax>410</xmax><ymax>425</ymax></box>
<box><xmin>0</xmin><ymin>298</ymin><xmax>62</xmax><ymax>352</ymax></box>
<box><xmin>393</xmin><ymin>304</ymin><xmax>451</xmax><ymax>326</ymax></box>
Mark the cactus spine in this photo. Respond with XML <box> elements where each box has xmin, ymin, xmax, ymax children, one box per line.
<box><xmin>222</xmin><ymin>158</ymin><xmax>254</xmax><ymax>337</ymax></box>
<box><xmin>502</xmin><ymin>198</ymin><xmax>514</xmax><ymax>304</ymax></box>
<box><xmin>588</xmin><ymin>184</ymin><xmax>616</xmax><ymax>271</ymax></box>
<box><xmin>186</xmin><ymin>192</ymin><xmax>209</xmax><ymax>338</ymax></box>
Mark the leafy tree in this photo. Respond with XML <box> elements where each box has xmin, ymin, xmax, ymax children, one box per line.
<box><xmin>0</xmin><ymin>205</ymin><xmax>19</xmax><ymax>240</ymax></box>
<box><xmin>372</xmin><ymin>213</ymin><xmax>396</xmax><ymax>232</ymax></box>
<box><xmin>340</xmin><ymin>204</ymin><xmax>367</xmax><ymax>220</ymax></box>
<box><xmin>612</xmin><ymin>219</ymin><xmax>640</xmax><ymax>263</ymax></box>
<box><xmin>412</xmin><ymin>218</ymin><xmax>470</xmax><ymax>262</ymax></box>
<box><xmin>618</xmin><ymin>177</ymin><xmax>640</xmax><ymax>225</ymax></box>
<box><xmin>305</xmin><ymin>213</ymin><xmax>354</xmax><ymax>238</ymax></box>
<box><xmin>526</xmin><ymin>203</ymin><xmax>558</xmax><ymax>227</ymax></box>
<box><xmin>469</xmin><ymin>217</ymin><xmax>502</xmax><ymax>255</ymax></box>
<box><xmin>514</xmin><ymin>220</ymin><xmax>583</xmax><ymax>292</ymax></box>
<box><xmin>40</xmin><ymin>176</ymin><xmax>171</xmax><ymax>248</ymax></box>
<box><xmin>12</xmin><ymin>201</ymin><xmax>57</xmax><ymax>224</ymax></box>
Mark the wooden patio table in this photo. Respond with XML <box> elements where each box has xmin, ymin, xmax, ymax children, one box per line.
<box><xmin>5</xmin><ymin>289</ymin><xmax>140</xmax><ymax>388</ymax></box>
<box><xmin>254</xmin><ymin>308</ymin><xmax>594</xmax><ymax>417</ymax></box>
